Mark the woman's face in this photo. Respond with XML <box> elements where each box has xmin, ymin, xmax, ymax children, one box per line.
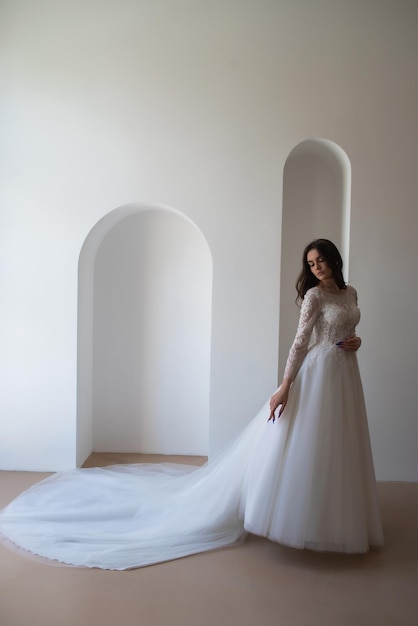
<box><xmin>306</xmin><ymin>249</ymin><xmax>334</xmax><ymax>282</ymax></box>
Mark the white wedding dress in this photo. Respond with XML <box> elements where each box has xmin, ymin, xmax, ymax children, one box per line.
<box><xmin>0</xmin><ymin>286</ymin><xmax>383</xmax><ymax>569</ymax></box>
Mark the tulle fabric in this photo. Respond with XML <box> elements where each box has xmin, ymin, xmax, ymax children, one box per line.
<box><xmin>0</xmin><ymin>405</ymin><xmax>266</xmax><ymax>570</ymax></box>
<box><xmin>0</xmin><ymin>347</ymin><xmax>383</xmax><ymax>570</ymax></box>
<box><xmin>242</xmin><ymin>344</ymin><xmax>384</xmax><ymax>553</ymax></box>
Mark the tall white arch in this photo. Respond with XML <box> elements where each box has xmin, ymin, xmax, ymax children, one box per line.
<box><xmin>278</xmin><ymin>138</ymin><xmax>352</xmax><ymax>379</ymax></box>
<box><xmin>76</xmin><ymin>203</ymin><xmax>213</xmax><ymax>466</ymax></box>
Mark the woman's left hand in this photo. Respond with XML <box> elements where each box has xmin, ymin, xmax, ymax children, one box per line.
<box><xmin>337</xmin><ymin>335</ymin><xmax>361</xmax><ymax>351</ymax></box>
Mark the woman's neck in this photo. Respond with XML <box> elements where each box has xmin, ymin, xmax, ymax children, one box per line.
<box><xmin>318</xmin><ymin>279</ymin><xmax>340</xmax><ymax>293</ymax></box>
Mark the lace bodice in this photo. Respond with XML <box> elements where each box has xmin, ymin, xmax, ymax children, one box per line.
<box><xmin>284</xmin><ymin>285</ymin><xmax>360</xmax><ymax>381</ymax></box>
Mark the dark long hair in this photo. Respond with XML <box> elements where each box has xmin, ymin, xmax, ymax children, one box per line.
<box><xmin>296</xmin><ymin>239</ymin><xmax>346</xmax><ymax>304</ymax></box>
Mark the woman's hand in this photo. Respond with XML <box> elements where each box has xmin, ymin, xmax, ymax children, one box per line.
<box><xmin>337</xmin><ymin>335</ymin><xmax>362</xmax><ymax>351</ymax></box>
<box><xmin>268</xmin><ymin>382</ymin><xmax>291</xmax><ymax>422</ymax></box>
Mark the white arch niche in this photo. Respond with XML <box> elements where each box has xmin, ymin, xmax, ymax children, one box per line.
<box><xmin>278</xmin><ymin>138</ymin><xmax>351</xmax><ymax>379</ymax></box>
<box><xmin>76</xmin><ymin>203</ymin><xmax>212</xmax><ymax>466</ymax></box>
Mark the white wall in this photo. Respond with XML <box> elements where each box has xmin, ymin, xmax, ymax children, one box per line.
<box><xmin>1</xmin><ymin>0</ymin><xmax>417</xmax><ymax>479</ymax></box>
<box><xmin>91</xmin><ymin>208</ymin><xmax>212</xmax><ymax>456</ymax></box>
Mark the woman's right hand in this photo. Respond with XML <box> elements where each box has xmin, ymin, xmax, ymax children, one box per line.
<box><xmin>268</xmin><ymin>382</ymin><xmax>291</xmax><ymax>422</ymax></box>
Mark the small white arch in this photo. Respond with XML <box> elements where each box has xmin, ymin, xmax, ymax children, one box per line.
<box><xmin>76</xmin><ymin>203</ymin><xmax>213</xmax><ymax>466</ymax></box>
<box><xmin>278</xmin><ymin>138</ymin><xmax>352</xmax><ymax>379</ymax></box>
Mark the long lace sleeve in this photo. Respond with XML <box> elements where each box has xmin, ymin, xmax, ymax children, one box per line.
<box><xmin>283</xmin><ymin>288</ymin><xmax>320</xmax><ymax>382</ymax></box>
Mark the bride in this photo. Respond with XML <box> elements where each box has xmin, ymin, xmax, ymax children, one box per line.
<box><xmin>0</xmin><ymin>239</ymin><xmax>384</xmax><ymax>570</ymax></box>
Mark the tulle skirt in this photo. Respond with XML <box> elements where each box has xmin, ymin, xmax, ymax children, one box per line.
<box><xmin>242</xmin><ymin>345</ymin><xmax>384</xmax><ymax>553</ymax></box>
<box><xmin>0</xmin><ymin>345</ymin><xmax>383</xmax><ymax>570</ymax></box>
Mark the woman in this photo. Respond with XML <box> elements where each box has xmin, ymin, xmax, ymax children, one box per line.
<box><xmin>0</xmin><ymin>239</ymin><xmax>383</xmax><ymax>569</ymax></box>
<box><xmin>242</xmin><ymin>239</ymin><xmax>383</xmax><ymax>552</ymax></box>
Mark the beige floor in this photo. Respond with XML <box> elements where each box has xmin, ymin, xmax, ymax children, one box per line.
<box><xmin>1</xmin><ymin>453</ymin><xmax>417</xmax><ymax>626</ymax></box>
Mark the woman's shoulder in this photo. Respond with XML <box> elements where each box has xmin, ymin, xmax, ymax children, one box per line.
<box><xmin>303</xmin><ymin>286</ymin><xmax>322</xmax><ymax>304</ymax></box>
<box><xmin>345</xmin><ymin>284</ymin><xmax>358</xmax><ymax>297</ymax></box>
<box><xmin>306</xmin><ymin>285</ymin><xmax>324</xmax><ymax>297</ymax></box>
<box><xmin>345</xmin><ymin>284</ymin><xmax>359</xmax><ymax>303</ymax></box>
